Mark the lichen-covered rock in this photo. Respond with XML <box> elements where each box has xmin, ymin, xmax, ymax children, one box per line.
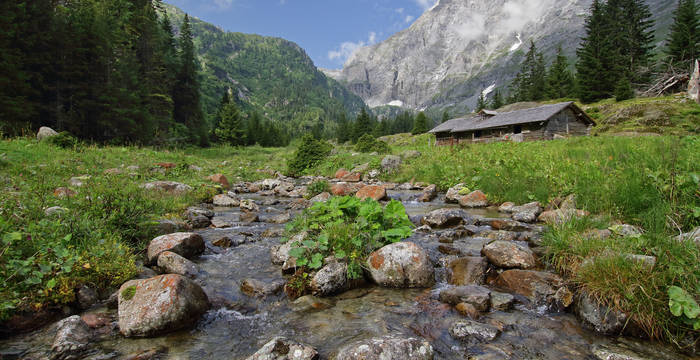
<box><xmin>310</xmin><ymin>192</ymin><xmax>331</xmax><ymax>203</ymax></box>
<box><xmin>510</xmin><ymin>202</ymin><xmax>543</xmax><ymax>223</ymax></box>
<box><xmin>438</xmin><ymin>285</ymin><xmax>491</xmax><ymax>311</ymax></box>
<box><xmin>498</xmin><ymin>202</ymin><xmax>516</xmax><ymax>213</ymax></box>
<box><xmin>355</xmin><ymin>185</ymin><xmax>387</xmax><ymax>201</ymax></box>
<box><xmin>51</xmin><ymin>315</ymin><xmax>91</xmax><ymax>360</ymax></box>
<box><xmin>240</xmin><ymin>199</ymin><xmax>260</xmax><ymax>212</ymax></box>
<box><xmin>537</xmin><ymin>209</ymin><xmax>589</xmax><ymax>224</ymax></box>
<box><xmin>245</xmin><ymin>337</ymin><xmax>319</xmax><ymax>360</ymax></box>
<box><xmin>450</xmin><ymin>320</ymin><xmax>500</xmax><ymax>342</ymax></box>
<box><xmin>482</xmin><ymin>241</ymin><xmax>536</xmax><ymax>269</ymax></box>
<box><xmin>495</xmin><ymin>270</ymin><xmax>564</xmax><ymax>306</ymax></box>
<box><xmin>336</xmin><ymin>336</ymin><xmax>434</xmax><ymax>360</ymax></box>
<box><xmin>147</xmin><ymin>232</ymin><xmax>204</xmax><ymax>264</ymax></box>
<box><xmin>458</xmin><ymin>190</ymin><xmax>488</xmax><ymax>208</ymax></box>
<box><xmin>575</xmin><ymin>292</ymin><xmax>628</xmax><ymax>335</ymax></box>
<box><xmin>310</xmin><ymin>260</ymin><xmax>348</xmax><ymax>296</ymax></box>
<box><xmin>341</xmin><ymin>172</ymin><xmax>362</xmax><ymax>182</ymax></box>
<box><xmin>421</xmin><ymin>208</ymin><xmax>472</xmax><ymax>228</ymax></box>
<box><xmin>157</xmin><ymin>251</ymin><xmax>199</xmax><ymax>278</ymax></box>
<box><xmin>213</xmin><ymin>194</ymin><xmax>239</xmax><ymax>207</ymax></box>
<box><xmin>330</xmin><ymin>182</ymin><xmax>363</xmax><ymax>196</ymax></box>
<box><xmin>366</xmin><ymin>242</ymin><xmax>434</xmax><ymax>288</ymax></box>
<box><xmin>445</xmin><ymin>183</ymin><xmax>468</xmax><ymax>203</ymax></box>
<box><xmin>118</xmin><ymin>274</ymin><xmax>210</xmax><ymax>337</ymax></box>
<box><xmin>141</xmin><ymin>181</ymin><xmax>192</xmax><ymax>194</ymax></box>
<box><xmin>335</xmin><ymin>169</ymin><xmax>350</xmax><ymax>179</ymax></box>
<box><xmin>447</xmin><ymin>256</ymin><xmax>487</xmax><ymax>285</ymax></box>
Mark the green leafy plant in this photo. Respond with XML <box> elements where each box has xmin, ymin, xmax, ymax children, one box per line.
<box><xmin>305</xmin><ymin>180</ymin><xmax>330</xmax><ymax>198</ymax></box>
<box><xmin>47</xmin><ymin>132</ymin><xmax>81</xmax><ymax>149</ymax></box>
<box><xmin>284</xmin><ymin>196</ymin><xmax>413</xmax><ymax>284</ymax></box>
<box><xmin>668</xmin><ymin>286</ymin><xmax>700</xmax><ymax>330</ymax></box>
<box><xmin>354</xmin><ymin>134</ymin><xmax>391</xmax><ymax>154</ymax></box>
<box><xmin>287</xmin><ymin>134</ymin><xmax>333</xmax><ymax>176</ymax></box>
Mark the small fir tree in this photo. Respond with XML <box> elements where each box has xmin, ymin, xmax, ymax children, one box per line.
<box><xmin>546</xmin><ymin>46</ymin><xmax>576</xmax><ymax>99</ymax></box>
<box><xmin>476</xmin><ymin>93</ymin><xmax>487</xmax><ymax>112</ymax></box>
<box><xmin>442</xmin><ymin>110</ymin><xmax>450</xmax><ymax>123</ymax></box>
<box><xmin>411</xmin><ymin>112</ymin><xmax>429</xmax><ymax>135</ymax></box>
<box><xmin>490</xmin><ymin>90</ymin><xmax>504</xmax><ymax>110</ymax></box>
<box><xmin>215</xmin><ymin>101</ymin><xmax>246</xmax><ymax>146</ymax></box>
<box><xmin>614</xmin><ymin>76</ymin><xmax>635</xmax><ymax>101</ymax></box>
<box><xmin>666</xmin><ymin>0</ymin><xmax>700</xmax><ymax>69</ymax></box>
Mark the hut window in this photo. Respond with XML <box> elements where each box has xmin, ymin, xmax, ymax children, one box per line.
<box><xmin>474</xmin><ymin>130</ymin><xmax>482</xmax><ymax>138</ymax></box>
<box><xmin>514</xmin><ymin>125</ymin><xmax>522</xmax><ymax>134</ymax></box>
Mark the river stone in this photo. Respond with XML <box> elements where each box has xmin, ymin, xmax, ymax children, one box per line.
<box><xmin>240</xmin><ymin>278</ymin><xmax>285</xmax><ymax>298</ymax></box>
<box><xmin>245</xmin><ymin>337</ymin><xmax>319</xmax><ymax>360</ymax></box>
<box><xmin>575</xmin><ymin>292</ymin><xmax>628</xmax><ymax>335</ymax></box>
<box><xmin>421</xmin><ymin>208</ymin><xmax>472</xmax><ymax>228</ymax></box>
<box><xmin>271</xmin><ymin>233</ymin><xmax>306</xmax><ymax>270</ymax></box>
<box><xmin>118</xmin><ymin>274</ymin><xmax>210</xmax><ymax>337</ymax></box>
<box><xmin>213</xmin><ymin>194</ymin><xmax>239</xmax><ymax>207</ymax></box>
<box><xmin>482</xmin><ymin>241</ymin><xmax>536</xmax><ymax>269</ymax></box>
<box><xmin>438</xmin><ymin>285</ymin><xmax>491</xmax><ymax>311</ymax></box>
<box><xmin>211</xmin><ymin>217</ymin><xmax>233</xmax><ymax>228</ymax></box>
<box><xmin>450</xmin><ymin>320</ymin><xmax>500</xmax><ymax>342</ymax></box>
<box><xmin>37</xmin><ymin>126</ymin><xmax>60</xmax><ymax>140</ymax></box>
<box><xmin>147</xmin><ymin>232</ymin><xmax>204</xmax><ymax>264</ymax></box>
<box><xmin>266</xmin><ymin>212</ymin><xmax>291</xmax><ymax>224</ymax></box>
<box><xmin>498</xmin><ymin>202</ymin><xmax>516</xmax><ymax>213</ymax></box>
<box><xmin>291</xmin><ymin>295</ymin><xmax>334</xmax><ymax>312</ymax></box>
<box><xmin>240</xmin><ymin>199</ymin><xmax>260</xmax><ymax>212</ymax></box>
<box><xmin>489</xmin><ymin>291</ymin><xmax>515</xmax><ymax>311</ymax></box>
<box><xmin>417</xmin><ymin>184</ymin><xmax>437</xmax><ymax>202</ymax></box>
<box><xmin>495</xmin><ymin>270</ymin><xmax>564</xmax><ymax>305</ymax></box>
<box><xmin>141</xmin><ymin>181</ymin><xmax>192</xmax><ymax>194</ymax></box>
<box><xmin>592</xmin><ymin>344</ymin><xmax>649</xmax><ymax>360</ymax></box>
<box><xmin>511</xmin><ymin>202</ymin><xmax>543</xmax><ymax>223</ymax></box>
<box><xmin>186</xmin><ymin>206</ymin><xmax>214</xmax><ymax>219</ymax></box>
<box><xmin>484</xmin><ymin>218</ymin><xmax>532</xmax><ymax>232</ymax></box>
<box><xmin>76</xmin><ymin>285</ymin><xmax>98</xmax><ymax>310</ymax></box>
<box><xmin>380</xmin><ymin>155</ymin><xmax>402</xmax><ymax>173</ymax></box>
<box><xmin>341</xmin><ymin>172</ymin><xmax>362</xmax><ymax>182</ymax></box>
<box><xmin>189</xmin><ymin>215</ymin><xmax>211</xmax><ymax>229</ymax></box>
<box><xmin>366</xmin><ymin>242</ymin><xmax>434</xmax><ymax>288</ymax></box>
<box><xmin>331</xmin><ymin>182</ymin><xmax>362</xmax><ymax>196</ymax></box>
<box><xmin>355</xmin><ymin>185</ymin><xmax>387</xmax><ymax>201</ymax></box>
<box><xmin>455</xmin><ymin>302</ymin><xmax>480</xmax><ymax>319</ymax></box>
<box><xmin>157</xmin><ymin>251</ymin><xmax>199</xmax><ymax>278</ymax></box>
<box><xmin>445</xmin><ymin>183</ymin><xmax>467</xmax><ymax>203</ymax></box>
<box><xmin>336</xmin><ymin>336</ymin><xmax>434</xmax><ymax>360</ymax></box>
<box><xmin>240</xmin><ymin>211</ymin><xmax>259</xmax><ymax>223</ymax></box>
<box><xmin>447</xmin><ymin>256</ymin><xmax>487</xmax><ymax>285</ymax></box>
<box><xmin>310</xmin><ymin>192</ymin><xmax>331</xmax><ymax>203</ymax></box>
<box><xmin>458</xmin><ymin>190</ymin><xmax>488</xmax><ymax>208</ymax></box>
<box><xmin>310</xmin><ymin>260</ymin><xmax>348</xmax><ymax>296</ymax></box>
<box><xmin>51</xmin><ymin>315</ymin><xmax>91</xmax><ymax>360</ymax></box>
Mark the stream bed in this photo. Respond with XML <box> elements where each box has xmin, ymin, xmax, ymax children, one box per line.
<box><xmin>0</xmin><ymin>189</ymin><xmax>691</xmax><ymax>360</ymax></box>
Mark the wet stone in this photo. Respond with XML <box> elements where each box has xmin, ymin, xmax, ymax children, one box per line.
<box><xmin>489</xmin><ymin>291</ymin><xmax>515</xmax><ymax>311</ymax></box>
<box><xmin>455</xmin><ymin>302</ymin><xmax>480</xmax><ymax>319</ymax></box>
<box><xmin>51</xmin><ymin>315</ymin><xmax>91</xmax><ymax>360</ymax></box>
<box><xmin>157</xmin><ymin>251</ymin><xmax>199</xmax><ymax>278</ymax></box>
<box><xmin>336</xmin><ymin>335</ymin><xmax>434</xmax><ymax>360</ymax></box>
<box><xmin>147</xmin><ymin>232</ymin><xmax>204</xmax><ymax>264</ymax></box>
<box><xmin>450</xmin><ymin>320</ymin><xmax>500</xmax><ymax>342</ymax></box>
<box><xmin>421</xmin><ymin>208</ymin><xmax>473</xmax><ymax>228</ymax></box>
<box><xmin>245</xmin><ymin>337</ymin><xmax>319</xmax><ymax>360</ymax></box>
<box><xmin>439</xmin><ymin>285</ymin><xmax>491</xmax><ymax>311</ymax></box>
<box><xmin>240</xmin><ymin>212</ymin><xmax>260</xmax><ymax>223</ymax></box>
<box><xmin>482</xmin><ymin>241</ymin><xmax>536</xmax><ymax>269</ymax></box>
<box><xmin>447</xmin><ymin>256</ymin><xmax>487</xmax><ymax>286</ymax></box>
<box><xmin>240</xmin><ymin>278</ymin><xmax>285</xmax><ymax>298</ymax></box>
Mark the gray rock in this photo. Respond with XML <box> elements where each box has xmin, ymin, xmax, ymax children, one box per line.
<box><xmin>147</xmin><ymin>232</ymin><xmax>204</xmax><ymax>264</ymax></box>
<box><xmin>489</xmin><ymin>291</ymin><xmax>515</xmax><ymax>311</ymax></box>
<box><xmin>211</xmin><ymin>217</ymin><xmax>233</xmax><ymax>228</ymax></box>
<box><xmin>186</xmin><ymin>207</ymin><xmax>214</xmax><ymax>219</ymax></box>
<box><xmin>310</xmin><ymin>192</ymin><xmax>331</xmax><ymax>203</ymax></box>
<box><xmin>592</xmin><ymin>344</ymin><xmax>650</xmax><ymax>360</ymax></box>
<box><xmin>51</xmin><ymin>316</ymin><xmax>91</xmax><ymax>360</ymax></box>
<box><xmin>261</xmin><ymin>178</ymin><xmax>282</xmax><ymax>190</ymax></box>
<box><xmin>623</xmin><ymin>254</ymin><xmax>656</xmax><ymax>270</ymax></box>
<box><xmin>45</xmin><ymin>206</ymin><xmax>68</xmax><ymax>217</ymax></box>
<box><xmin>511</xmin><ymin>202</ymin><xmax>543</xmax><ymax>223</ymax></box>
<box><xmin>141</xmin><ymin>181</ymin><xmax>192</xmax><ymax>194</ymax></box>
<box><xmin>401</xmin><ymin>150</ymin><xmax>421</xmax><ymax>159</ymax></box>
<box><xmin>245</xmin><ymin>337</ymin><xmax>319</xmax><ymax>360</ymax></box>
<box><xmin>154</xmin><ymin>219</ymin><xmax>185</xmax><ymax>235</ymax></box>
<box><xmin>240</xmin><ymin>211</ymin><xmax>260</xmax><ymax>223</ymax></box>
<box><xmin>450</xmin><ymin>320</ymin><xmax>500</xmax><ymax>342</ymax></box>
<box><xmin>575</xmin><ymin>292</ymin><xmax>628</xmax><ymax>335</ymax></box>
<box><xmin>351</xmin><ymin>162</ymin><xmax>370</xmax><ymax>173</ymax></box>
<box><xmin>76</xmin><ymin>286</ymin><xmax>98</xmax><ymax>310</ymax></box>
<box><xmin>240</xmin><ymin>278</ymin><xmax>285</xmax><ymax>298</ymax></box>
<box><xmin>213</xmin><ymin>194</ymin><xmax>239</xmax><ymax>207</ymax></box>
<box><xmin>336</xmin><ymin>336</ymin><xmax>434</xmax><ymax>360</ymax></box>
<box><xmin>421</xmin><ymin>208</ymin><xmax>472</xmax><ymax>228</ymax></box>
<box><xmin>265</xmin><ymin>212</ymin><xmax>291</xmax><ymax>224</ymax></box>
<box><xmin>676</xmin><ymin>226</ymin><xmax>700</xmax><ymax>248</ymax></box>
<box><xmin>445</xmin><ymin>183</ymin><xmax>468</xmax><ymax>203</ymax></box>
<box><xmin>118</xmin><ymin>274</ymin><xmax>210</xmax><ymax>337</ymax></box>
<box><xmin>310</xmin><ymin>260</ymin><xmax>348</xmax><ymax>296</ymax></box>
<box><xmin>495</xmin><ymin>269</ymin><xmax>564</xmax><ymax>306</ymax></box>
<box><xmin>157</xmin><ymin>251</ymin><xmax>200</xmax><ymax>278</ymax></box>
<box><xmin>37</xmin><ymin>126</ymin><xmax>59</xmax><ymax>141</ymax></box>
<box><xmin>482</xmin><ymin>241</ymin><xmax>535</xmax><ymax>269</ymax></box>
<box><xmin>417</xmin><ymin>184</ymin><xmax>437</xmax><ymax>202</ymax></box>
<box><xmin>189</xmin><ymin>215</ymin><xmax>211</xmax><ymax>229</ymax></box>
<box><xmin>271</xmin><ymin>233</ymin><xmax>306</xmax><ymax>271</ymax></box>
<box><xmin>447</xmin><ymin>256</ymin><xmax>487</xmax><ymax>285</ymax></box>
<box><xmin>240</xmin><ymin>199</ymin><xmax>260</xmax><ymax>212</ymax></box>
<box><xmin>609</xmin><ymin>224</ymin><xmax>643</xmax><ymax>237</ymax></box>
<box><xmin>380</xmin><ymin>155</ymin><xmax>402</xmax><ymax>173</ymax></box>
<box><xmin>438</xmin><ymin>285</ymin><xmax>491</xmax><ymax>311</ymax></box>
<box><xmin>498</xmin><ymin>202</ymin><xmax>516</xmax><ymax>213</ymax></box>
<box><xmin>366</xmin><ymin>242</ymin><xmax>434</xmax><ymax>288</ymax></box>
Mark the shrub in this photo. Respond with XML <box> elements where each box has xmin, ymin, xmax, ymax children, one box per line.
<box><xmin>354</xmin><ymin>134</ymin><xmax>391</xmax><ymax>154</ymax></box>
<box><xmin>306</xmin><ymin>180</ymin><xmax>330</xmax><ymax>198</ymax></box>
<box><xmin>285</xmin><ymin>196</ymin><xmax>413</xmax><ymax>284</ymax></box>
<box><xmin>47</xmin><ymin>131</ymin><xmax>80</xmax><ymax>149</ymax></box>
<box><xmin>287</xmin><ymin>134</ymin><xmax>332</xmax><ymax>176</ymax></box>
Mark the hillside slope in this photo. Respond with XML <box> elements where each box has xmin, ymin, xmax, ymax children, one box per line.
<box><xmin>164</xmin><ymin>5</ymin><xmax>366</xmax><ymax>137</ymax></box>
<box><xmin>328</xmin><ymin>0</ymin><xmax>675</xmax><ymax>114</ymax></box>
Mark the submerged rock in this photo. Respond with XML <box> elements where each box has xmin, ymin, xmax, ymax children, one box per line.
<box><xmin>245</xmin><ymin>337</ymin><xmax>319</xmax><ymax>360</ymax></box>
<box><xmin>482</xmin><ymin>241</ymin><xmax>536</xmax><ymax>269</ymax></box>
<box><xmin>439</xmin><ymin>285</ymin><xmax>491</xmax><ymax>311</ymax></box>
<box><xmin>51</xmin><ymin>315</ymin><xmax>91</xmax><ymax>360</ymax></box>
<box><xmin>240</xmin><ymin>278</ymin><xmax>285</xmax><ymax>298</ymax></box>
<box><xmin>147</xmin><ymin>232</ymin><xmax>204</xmax><ymax>264</ymax></box>
<box><xmin>489</xmin><ymin>291</ymin><xmax>515</xmax><ymax>311</ymax></box>
<box><xmin>336</xmin><ymin>335</ymin><xmax>434</xmax><ymax>360</ymax></box>
<box><xmin>366</xmin><ymin>242</ymin><xmax>434</xmax><ymax>288</ymax></box>
<box><xmin>450</xmin><ymin>320</ymin><xmax>500</xmax><ymax>342</ymax></box>
<box><xmin>118</xmin><ymin>274</ymin><xmax>210</xmax><ymax>337</ymax></box>
<box><xmin>447</xmin><ymin>256</ymin><xmax>487</xmax><ymax>285</ymax></box>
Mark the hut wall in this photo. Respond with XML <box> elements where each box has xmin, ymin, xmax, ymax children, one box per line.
<box><xmin>544</xmin><ymin>108</ymin><xmax>590</xmax><ymax>138</ymax></box>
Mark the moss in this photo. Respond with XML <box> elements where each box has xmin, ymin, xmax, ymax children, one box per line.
<box><xmin>121</xmin><ymin>286</ymin><xmax>137</xmax><ymax>301</ymax></box>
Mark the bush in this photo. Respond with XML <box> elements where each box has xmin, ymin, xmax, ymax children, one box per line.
<box><xmin>47</xmin><ymin>131</ymin><xmax>80</xmax><ymax>149</ymax></box>
<box><xmin>354</xmin><ymin>134</ymin><xmax>391</xmax><ymax>154</ymax></box>
<box><xmin>306</xmin><ymin>180</ymin><xmax>330</xmax><ymax>198</ymax></box>
<box><xmin>287</xmin><ymin>134</ymin><xmax>333</xmax><ymax>176</ymax></box>
<box><xmin>285</xmin><ymin>196</ymin><xmax>414</xmax><ymax>285</ymax></box>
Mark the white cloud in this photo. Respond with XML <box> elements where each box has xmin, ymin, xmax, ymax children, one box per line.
<box><xmin>405</xmin><ymin>15</ymin><xmax>415</xmax><ymax>24</ymax></box>
<box><xmin>212</xmin><ymin>0</ymin><xmax>234</xmax><ymax>10</ymax></box>
<box><xmin>396</xmin><ymin>8</ymin><xmax>404</xmax><ymax>14</ymax></box>
<box><xmin>451</xmin><ymin>0</ymin><xmax>555</xmax><ymax>42</ymax></box>
<box><xmin>415</xmin><ymin>0</ymin><xmax>438</xmax><ymax>11</ymax></box>
<box><xmin>328</xmin><ymin>32</ymin><xmax>378</xmax><ymax>64</ymax></box>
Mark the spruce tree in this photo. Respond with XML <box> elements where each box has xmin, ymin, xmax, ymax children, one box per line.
<box><xmin>667</xmin><ymin>0</ymin><xmax>700</xmax><ymax>69</ymax></box>
<box><xmin>476</xmin><ymin>93</ymin><xmax>488</xmax><ymax>112</ymax></box>
<box><xmin>511</xmin><ymin>41</ymin><xmax>547</xmax><ymax>101</ymax></box>
<box><xmin>353</xmin><ymin>108</ymin><xmax>372</xmax><ymax>142</ymax></box>
<box><xmin>215</xmin><ymin>101</ymin><xmax>245</xmax><ymax>146</ymax></box>
<box><xmin>546</xmin><ymin>46</ymin><xmax>576</xmax><ymax>99</ymax></box>
<box><xmin>246</xmin><ymin>111</ymin><xmax>262</xmax><ymax>145</ymax></box>
<box><xmin>490</xmin><ymin>90</ymin><xmax>504</xmax><ymax>110</ymax></box>
<box><xmin>411</xmin><ymin>112</ymin><xmax>429</xmax><ymax>135</ymax></box>
<box><xmin>336</xmin><ymin>113</ymin><xmax>350</xmax><ymax>143</ymax></box>
<box><xmin>442</xmin><ymin>111</ymin><xmax>450</xmax><ymax>123</ymax></box>
<box><xmin>614</xmin><ymin>76</ymin><xmax>635</xmax><ymax>101</ymax></box>
<box><xmin>576</xmin><ymin>0</ymin><xmax>614</xmax><ymax>103</ymax></box>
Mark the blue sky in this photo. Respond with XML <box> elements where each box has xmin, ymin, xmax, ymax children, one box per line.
<box><xmin>165</xmin><ymin>0</ymin><xmax>438</xmax><ymax>69</ymax></box>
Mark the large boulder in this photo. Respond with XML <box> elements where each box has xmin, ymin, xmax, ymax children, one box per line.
<box><xmin>157</xmin><ymin>251</ymin><xmax>199</xmax><ymax>278</ymax></box>
<box><xmin>355</xmin><ymin>185</ymin><xmax>387</xmax><ymax>201</ymax></box>
<box><xmin>381</xmin><ymin>155</ymin><xmax>402</xmax><ymax>173</ymax></box>
<box><xmin>447</xmin><ymin>256</ymin><xmax>488</xmax><ymax>285</ymax></box>
<box><xmin>37</xmin><ymin>126</ymin><xmax>59</xmax><ymax>141</ymax></box>
<box><xmin>450</xmin><ymin>320</ymin><xmax>500</xmax><ymax>342</ymax></box>
<box><xmin>147</xmin><ymin>232</ymin><xmax>204</xmax><ymax>264</ymax></box>
<box><xmin>245</xmin><ymin>337</ymin><xmax>319</xmax><ymax>360</ymax></box>
<box><xmin>310</xmin><ymin>260</ymin><xmax>349</xmax><ymax>296</ymax></box>
<box><xmin>458</xmin><ymin>190</ymin><xmax>488</xmax><ymax>208</ymax></box>
<box><xmin>51</xmin><ymin>315</ymin><xmax>91</xmax><ymax>360</ymax></box>
<box><xmin>438</xmin><ymin>285</ymin><xmax>491</xmax><ymax>311</ymax></box>
<box><xmin>118</xmin><ymin>274</ymin><xmax>210</xmax><ymax>337</ymax></box>
<box><xmin>366</xmin><ymin>242</ymin><xmax>434</xmax><ymax>288</ymax></box>
<box><xmin>336</xmin><ymin>336</ymin><xmax>434</xmax><ymax>360</ymax></box>
<box><xmin>495</xmin><ymin>270</ymin><xmax>564</xmax><ymax>306</ymax></box>
<box><xmin>511</xmin><ymin>202</ymin><xmax>543</xmax><ymax>223</ymax></box>
<box><xmin>574</xmin><ymin>292</ymin><xmax>628</xmax><ymax>335</ymax></box>
<box><xmin>482</xmin><ymin>241</ymin><xmax>536</xmax><ymax>269</ymax></box>
<box><xmin>141</xmin><ymin>181</ymin><xmax>192</xmax><ymax>194</ymax></box>
<box><xmin>421</xmin><ymin>208</ymin><xmax>472</xmax><ymax>228</ymax></box>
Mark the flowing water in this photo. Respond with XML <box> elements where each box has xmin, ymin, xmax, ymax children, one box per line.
<box><xmin>0</xmin><ymin>191</ymin><xmax>690</xmax><ymax>360</ymax></box>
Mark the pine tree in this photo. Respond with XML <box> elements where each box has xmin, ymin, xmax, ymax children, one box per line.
<box><xmin>246</xmin><ymin>111</ymin><xmax>262</xmax><ymax>145</ymax></box>
<box><xmin>604</xmin><ymin>0</ymin><xmax>655</xmax><ymax>84</ymax></box>
<box><xmin>476</xmin><ymin>93</ymin><xmax>487</xmax><ymax>112</ymax></box>
<box><xmin>511</xmin><ymin>41</ymin><xmax>547</xmax><ymax>102</ymax></box>
<box><xmin>546</xmin><ymin>46</ymin><xmax>576</xmax><ymax>99</ymax></box>
<box><xmin>173</xmin><ymin>14</ymin><xmax>208</xmax><ymax>145</ymax></box>
<box><xmin>490</xmin><ymin>90</ymin><xmax>504</xmax><ymax>110</ymax></box>
<box><xmin>442</xmin><ymin>111</ymin><xmax>450</xmax><ymax>123</ymax></box>
<box><xmin>336</xmin><ymin>113</ymin><xmax>350</xmax><ymax>143</ymax></box>
<box><xmin>667</xmin><ymin>0</ymin><xmax>700</xmax><ymax>70</ymax></box>
<box><xmin>215</xmin><ymin>101</ymin><xmax>245</xmax><ymax>146</ymax></box>
<box><xmin>576</xmin><ymin>0</ymin><xmax>614</xmax><ymax>103</ymax></box>
<box><xmin>412</xmin><ymin>112</ymin><xmax>429</xmax><ymax>135</ymax></box>
<box><xmin>614</xmin><ymin>76</ymin><xmax>635</xmax><ymax>101</ymax></box>
<box><xmin>353</xmin><ymin>108</ymin><xmax>372</xmax><ymax>142</ymax></box>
